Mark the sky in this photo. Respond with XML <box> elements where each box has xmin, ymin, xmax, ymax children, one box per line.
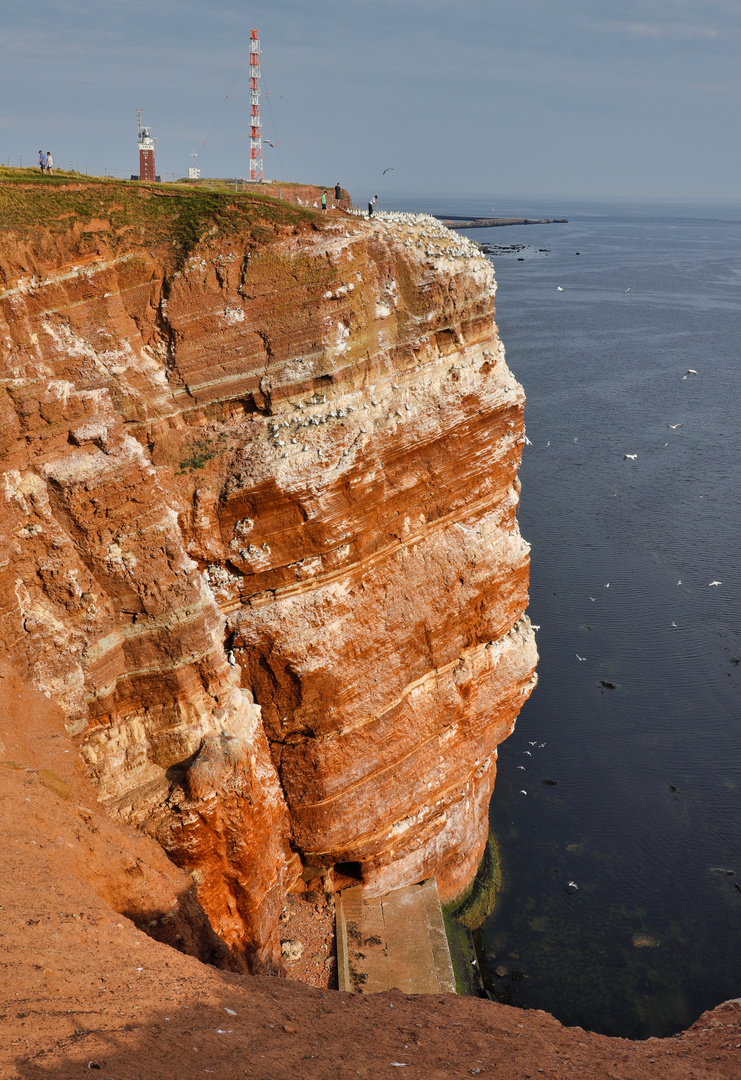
<box><xmin>2</xmin><ymin>0</ymin><xmax>741</xmax><ymax>202</ymax></box>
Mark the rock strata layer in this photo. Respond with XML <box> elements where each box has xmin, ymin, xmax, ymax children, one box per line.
<box><xmin>0</xmin><ymin>182</ymin><xmax>536</xmax><ymax>966</ymax></box>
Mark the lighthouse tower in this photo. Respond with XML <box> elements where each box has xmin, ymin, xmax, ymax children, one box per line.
<box><xmin>136</xmin><ymin>110</ymin><xmax>157</xmax><ymax>182</ymax></box>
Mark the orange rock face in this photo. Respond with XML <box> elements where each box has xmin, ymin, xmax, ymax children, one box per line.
<box><xmin>0</xmin><ymin>183</ymin><xmax>536</xmax><ymax>966</ymax></box>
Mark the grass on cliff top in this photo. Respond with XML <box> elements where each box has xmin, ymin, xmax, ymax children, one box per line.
<box><xmin>0</xmin><ymin>167</ymin><xmax>321</xmax><ymax>269</ymax></box>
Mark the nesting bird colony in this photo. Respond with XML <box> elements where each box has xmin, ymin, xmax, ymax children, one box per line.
<box><xmin>352</xmin><ymin>210</ymin><xmax>485</xmax><ymax>263</ymax></box>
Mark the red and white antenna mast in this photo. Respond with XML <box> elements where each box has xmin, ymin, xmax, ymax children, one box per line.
<box><xmin>248</xmin><ymin>29</ymin><xmax>263</xmax><ymax>183</ymax></box>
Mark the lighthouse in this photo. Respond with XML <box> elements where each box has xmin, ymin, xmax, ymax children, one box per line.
<box><xmin>135</xmin><ymin>110</ymin><xmax>158</xmax><ymax>182</ymax></box>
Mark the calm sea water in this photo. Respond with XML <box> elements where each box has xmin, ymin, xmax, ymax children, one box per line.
<box><xmin>390</xmin><ymin>195</ymin><xmax>741</xmax><ymax>1039</ymax></box>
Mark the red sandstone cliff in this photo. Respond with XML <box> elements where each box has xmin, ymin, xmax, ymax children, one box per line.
<box><xmin>0</xmin><ymin>176</ymin><xmax>536</xmax><ymax>969</ymax></box>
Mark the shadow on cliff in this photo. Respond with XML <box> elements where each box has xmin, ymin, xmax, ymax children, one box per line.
<box><xmin>14</xmin><ymin>986</ymin><xmax>740</xmax><ymax>1080</ymax></box>
<box><xmin>115</xmin><ymin>881</ymin><xmax>235</xmax><ymax>971</ymax></box>
<box><xmin>12</xmin><ymin>988</ymin><xmax>443</xmax><ymax>1080</ymax></box>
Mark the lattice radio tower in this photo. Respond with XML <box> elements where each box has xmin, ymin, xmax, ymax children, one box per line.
<box><xmin>248</xmin><ymin>29</ymin><xmax>263</xmax><ymax>183</ymax></box>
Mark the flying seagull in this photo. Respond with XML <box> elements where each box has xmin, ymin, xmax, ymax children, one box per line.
<box><xmin>531</xmin><ymin>624</ymin><xmax>541</xmax><ymax>630</ymax></box>
<box><xmin>517</xmin><ymin>765</ymin><xmax>526</xmax><ymax>770</ymax></box>
<box><xmin>524</xmin><ymin>750</ymin><xmax>532</xmax><ymax>756</ymax></box>
<box><xmin>576</xmin><ymin>654</ymin><xmax>586</xmax><ymax>661</ymax></box>
<box><xmin>528</xmin><ymin>741</ymin><xmax>538</xmax><ymax>746</ymax></box>
<box><xmin>589</xmin><ymin>596</ymin><xmax>596</xmax><ymax>601</ymax></box>
<box><xmin>524</xmin><ymin>435</ymin><xmax>533</xmax><ymax>446</ymax></box>
<box><xmin>383</xmin><ymin>167</ymin><xmax>395</xmax><ymax>174</ymax></box>
<box><xmin>520</xmin><ymin>790</ymin><xmax>528</xmax><ymax>795</ymax></box>
<box><xmin>709</xmin><ymin>581</ymin><xmax>722</xmax><ymax>586</ymax></box>
<box><xmin>264</xmin><ymin>140</ymin><xmax>275</xmax><ymax>147</ymax></box>
<box><xmin>668</xmin><ymin>423</ymin><xmax>682</xmax><ymax>429</ymax></box>
<box><xmin>624</xmin><ymin>453</ymin><xmax>637</xmax><ymax>460</ymax></box>
<box><xmin>687</xmin><ymin>368</ymin><xmax>698</xmax><ymax>374</ymax></box>
<box><xmin>557</xmin><ymin>286</ymin><xmax>564</xmax><ymax>292</ymax></box>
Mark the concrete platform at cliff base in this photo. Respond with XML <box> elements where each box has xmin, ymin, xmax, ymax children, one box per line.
<box><xmin>336</xmin><ymin>878</ymin><xmax>456</xmax><ymax>994</ymax></box>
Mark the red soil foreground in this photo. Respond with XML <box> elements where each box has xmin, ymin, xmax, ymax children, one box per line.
<box><xmin>2</xmin><ymin>669</ymin><xmax>740</xmax><ymax>1080</ymax></box>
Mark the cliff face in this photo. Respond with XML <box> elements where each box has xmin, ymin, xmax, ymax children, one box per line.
<box><xmin>0</xmin><ymin>177</ymin><xmax>536</xmax><ymax>968</ymax></box>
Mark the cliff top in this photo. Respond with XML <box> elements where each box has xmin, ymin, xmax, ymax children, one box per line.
<box><xmin>0</xmin><ymin>168</ymin><xmax>325</xmax><ymax>278</ymax></box>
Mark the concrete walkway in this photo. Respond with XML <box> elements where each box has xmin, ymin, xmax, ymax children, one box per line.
<box><xmin>336</xmin><ymin>878</ymin><xmax>456</xmax><ymax>994</ymax></box>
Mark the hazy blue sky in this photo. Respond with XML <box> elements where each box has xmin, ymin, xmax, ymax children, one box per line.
<box><xmin>2</xmin><ymin>1</ymin><xmax>740</xmax><ymax>201</ymax></box>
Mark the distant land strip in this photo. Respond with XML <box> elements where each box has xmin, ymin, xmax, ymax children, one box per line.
<box><xmin>438</xmin><ymin>216</ymin><xmax>569</xmax><ymax>229</ymax></box>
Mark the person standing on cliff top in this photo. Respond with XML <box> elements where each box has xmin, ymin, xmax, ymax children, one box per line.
<box><xmin>321</xmin><ymin>190</ymin><xmax>327</xmax><ymax>213</ymax></box>
<box><xmin>38</xmin><ymin>150</ymin><xmax>47</xmax><ymax>174</ymax></box>
<box><xmin>46</xmin><ymin>152</ymin><xmax>54</xmax><ymax>175</ymax></box>
<box><xmin>334</xmin><ymin>181</ymin><xmax>342</xmax><ymax>206</ymax></box>
<box><xmin>367</xmin><ymin>199</ymin><xmax>373</xmax><ymax>218</ymax></box>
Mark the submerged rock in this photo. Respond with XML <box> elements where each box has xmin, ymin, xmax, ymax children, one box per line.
<box><xmin>632</xmin><ymin>933</ymin><xmax>661</xmax><ymax>948</ymax></box>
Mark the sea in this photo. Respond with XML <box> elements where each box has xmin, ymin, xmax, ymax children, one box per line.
<box><xmin>388</xmin><ymin>194</ymin><xmax>741</xmax><ymax>1039</ymax></box>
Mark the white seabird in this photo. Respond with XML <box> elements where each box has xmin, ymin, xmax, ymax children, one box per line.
<box><xmin>624</xmin><ymin>453</ymin><xmax>637</xmax><ymax>460</ymax></box>
<box><xmin>576</xmin><ymin>654</ymin><xmax>586</xmax><ymax>661</ymax></box>
<box><xmin>709</xmin><ymin>581</ymin><xmax>722</xmax><ymax>586</ymax></box>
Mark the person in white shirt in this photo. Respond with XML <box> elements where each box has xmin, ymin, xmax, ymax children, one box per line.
<box><xmin>46</xmin><ymin>152</ymin><xmax>54</xmax><ymax>175</ymax></box>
